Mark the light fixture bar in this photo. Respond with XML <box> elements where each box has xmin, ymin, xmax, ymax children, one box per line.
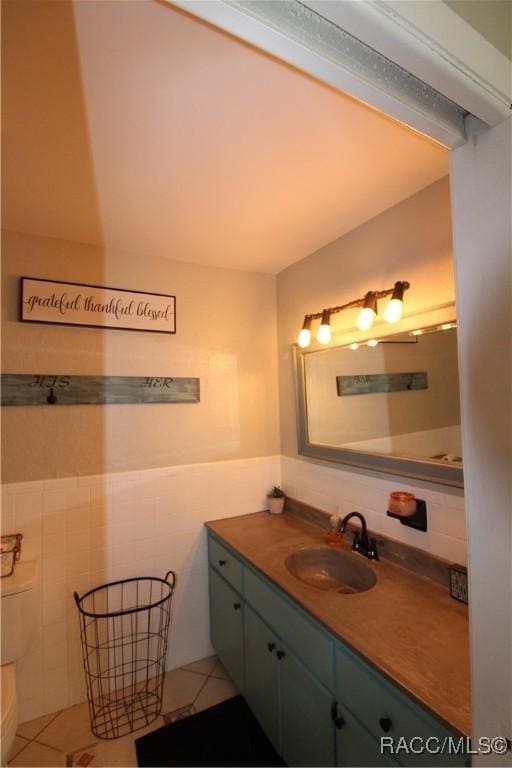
<box><xmin>297</xmin><ymin>281</ymin><xmax>410</xmax><ymax>348</ymax></box>
<box><xmin>302</xmin><ymin>282</ymin><xmax>409</xmax><ymax>322</ymax></box>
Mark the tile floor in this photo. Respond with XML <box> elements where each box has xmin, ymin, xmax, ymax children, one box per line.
<box><xmin>8</xmin><ymin>656</ymin><xmax>237</xmax><ymax>767</ymax></box>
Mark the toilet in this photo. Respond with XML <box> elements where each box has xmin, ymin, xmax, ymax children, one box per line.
<box><xmin>1</xmin><ymin>561</ymin><xmax>38</xmax><ymax>765</ymax></box>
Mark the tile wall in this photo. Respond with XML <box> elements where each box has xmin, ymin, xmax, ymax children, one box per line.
<box><xmin>281</xmin><ymin>456</ymin><xmax>467</xmax><ymax>564</ymax></box>
<box><xmin>0</xmin><ymin>455</ymin><xmax>280</xmax><ymax>723</ymax></box>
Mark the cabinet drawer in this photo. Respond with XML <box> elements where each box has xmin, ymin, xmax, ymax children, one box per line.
<box><xmin>245</xmin><ymin>567</ymin><xmax>334</xmax><ymax>691</ymax></box>
<box><xmin>335</xmin><ymin>646</ymin><xmax>466</xmax><ymax>767</ymax></box>
<box><xmin>208</xmin><ymin>535</ymin><xmax>243</xmax><ymax>593</ymax></box>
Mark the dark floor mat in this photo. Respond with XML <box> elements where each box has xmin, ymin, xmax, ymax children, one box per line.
<box><xmin>135</xmin><ymin>694</ymin><xmax>286</xmax><ymax>767</ymax></box>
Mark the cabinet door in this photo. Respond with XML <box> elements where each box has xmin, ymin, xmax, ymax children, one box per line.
<box><xmin>279</xmin><ymin>646</ymin><xmax>336</xmax><ymax>767</ymax></box>
<box><xmin>244</xmin><ymin>605</ymin><xmax>280</xmax><ymax>752</ymax></box>
<box><xmin>336</xmin><ymin>645</ymin><xmax>468</xmax><ymax>767</ymax></box>
<box><xmin>209</xmin><ymin>567</ymin><xmax>244</xmax><ymax>691</ymax></box>
<box><xmin>335</xmin><ymin>704</ymin><xmax>399</xmax><ymax>767</ymax></box>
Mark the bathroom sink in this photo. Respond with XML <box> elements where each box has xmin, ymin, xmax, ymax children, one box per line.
<box><xmin>285</xmin><ymin>547</ymin><xmax>377</xmax><ymax>594</ymax></box>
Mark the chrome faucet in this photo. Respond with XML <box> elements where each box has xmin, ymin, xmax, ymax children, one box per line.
<box><xmin>340</xmin><ymin>512</ymin><xmax>379</xmax><ymax>560</ymax></box>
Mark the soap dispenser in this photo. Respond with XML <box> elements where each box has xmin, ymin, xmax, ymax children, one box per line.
<box><xmin>326</xmin><ymin>514</ymin><xmax>343</xmax><ymax>547</ymax></box>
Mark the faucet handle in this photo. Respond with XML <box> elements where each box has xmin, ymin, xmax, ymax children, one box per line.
<box><xmin>368</xmin><ymin>537</ymin><xmax>379</xmax><ymax>560</ymax></box>
<box><xmin>352</xmin><ymin>531</ymin><xmax>361</xmax><ymax>552</ymax></box>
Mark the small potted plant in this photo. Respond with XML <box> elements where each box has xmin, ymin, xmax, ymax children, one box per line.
<box><xmin>267</xmin><ymin>485</ymin><xmax>286</xmax><ymax>515</ymax></box>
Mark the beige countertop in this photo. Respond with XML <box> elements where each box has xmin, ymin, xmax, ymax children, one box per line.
<box><xmin>206</xmin><ymin>510</ymin><xmax>471</xmax><ymax>737</ymax></box>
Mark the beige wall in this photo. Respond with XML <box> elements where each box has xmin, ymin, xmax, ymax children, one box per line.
<box><xmin>277</xmin><ymin>176</ymin><xmax>456</xmax><ymax>459</ymax></box>
<box><xmin>1</xmin><ymin>230</ymin><xmax>280</xmax><ymax>482</ymax></box>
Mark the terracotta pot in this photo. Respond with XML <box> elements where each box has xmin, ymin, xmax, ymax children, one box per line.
<box><xmin>268</xmin><ymin>496</ymin><xmax>285</xmax><ymax>515</ymax></box>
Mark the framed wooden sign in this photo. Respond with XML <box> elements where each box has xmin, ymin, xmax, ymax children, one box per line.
<box><xmin>20</xmin><ymin>277</ymin><xmax>176</xmax><ymax>334</ymax></box>
<box><xmin>1</xmin><ymin>374</ymin><xmax>199</xmax><ymax>406</ymax></box>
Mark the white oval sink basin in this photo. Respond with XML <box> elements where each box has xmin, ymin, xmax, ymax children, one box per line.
<box><xmin>285</xmin><ymin>547</ymin><xmax>377</xmax><ymax>594</ymax></box>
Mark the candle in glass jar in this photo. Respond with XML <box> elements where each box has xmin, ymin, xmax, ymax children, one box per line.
<box><xmin>388</xmin><ymin>491</ymin><xmax>417</xmax><ymax>517</ymax></box>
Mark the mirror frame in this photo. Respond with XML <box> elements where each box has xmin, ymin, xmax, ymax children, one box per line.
<box><xmin>293</xmin><ymin>344</ymin><xmax>464</xmax><ymax>488</ymax></box>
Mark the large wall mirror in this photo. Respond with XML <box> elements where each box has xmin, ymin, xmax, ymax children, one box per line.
<box><xmin>294</xmin><ymin>323</ymin><xmax>464</xmax><ymax>487</ymax></box>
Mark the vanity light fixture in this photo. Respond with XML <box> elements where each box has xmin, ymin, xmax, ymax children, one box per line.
<box><xmin>296</xmin><ymin>281</ymin><xmax>410</xmax><ymax>348</ymax></box>
<box><xmin>367</xmin><ymin>339</ymin><xmax>379</xmax><ymax>347</ymax></box>
<box><xmin>349</xmin><ymin>343</ymin><xmax>359</xmax><ymax>351</ymax></box>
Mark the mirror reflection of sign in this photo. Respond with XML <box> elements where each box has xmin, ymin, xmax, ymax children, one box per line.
<box><xmin>20</xmin><ymin>278</ymin><xmax>176</xmax><ymax>334</ymax></box>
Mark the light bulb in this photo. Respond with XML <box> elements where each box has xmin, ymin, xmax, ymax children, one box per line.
<box><xmin>384</xmin><ymin>281</ymin><xmax>405</xmax><ymax>324</ymax></box>
<box><xmin>412</xmin><ymin>329</ymin><xmax>423</xmax><ymax>336</ymax></box>
<box><xmin>383</xmin><ymin>298</ymin><xmax>403</xmax><ymax>323</ymax></box>
<box><xmin>317</xmin><ymin>324</ymin><xmax>331</xmax><ymax>344</ymax></box>
<box><xmin>349</xmin><ymin>343</ymin><xmax>359</xmax><ymax>351</ymax></box>
<box><xmin>357</xmin><ymin>292</ymin><xmax>377</xmax><ymax>331</ymax></box>
<box><xmin>297</xmin><ymin>316</ymin><xmax>312</xmax><ymax>348</ymax></box>
<box><xmin>317</xmin><ymin>309</ymin><xmax>331</xmax><ymax>344</ymax></box>
<box><xmin>440</xmin><ymin>323</ymin><xmax>455</xmax><ymax>331</ymax></box>
<box><xmin>357</xmin><ymin>307</ymin><xmax>376</xmax><ymax>331</ymax></box>
<box><xmin>298</xmin><ymin>328</ymin><xmax>311</xmax><ymax>348</ymax></box>
<box><xmin>367</xmin><ymin>339</ymin><xmax>378</xmax><ymax>347</ymax></box>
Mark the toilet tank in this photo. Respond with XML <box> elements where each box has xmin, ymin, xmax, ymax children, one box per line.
<box><xmin>1</xmin><ymin>561</ymin><xmax>38</xmax><ymax>665</ymax></box>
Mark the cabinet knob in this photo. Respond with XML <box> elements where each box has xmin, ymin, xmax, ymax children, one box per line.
<box><xmin>276</xmin><ymin>650</ymin><xmax>285</xmax><ymax>660</ymax></box>
<box><xmin>331</xmin><ymin>701</ymin><xmax>345</xmax><ymax>730</ymax></box>
<box><xmin>267</xmin><ymin>642</ymin><xmax>276</xmax><ymax>652</ymax></box>
<box><xmin>233</xmin><ymin>602</ymin><xmax>241</xmax><ymax>611</ymax></box>
<box><xmin>379</xmin><ymin>716</ymin><xmax>393</xmax><ymax>732</ymax></box>
<box><xmin>334</xmin><ymin>715</ymin><xmax>345</xmax><ymax>730</ymax></box>
<box><xmin>218</xmin><ymin>559</ymin><xmax>226</xmax><ymax>566</ymax></box>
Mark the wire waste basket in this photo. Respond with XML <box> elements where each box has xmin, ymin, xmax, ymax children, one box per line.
<box><xmin>74</xmin><ymin>571</ymin><xmax>175</xmax><ymax>739</ymax></box>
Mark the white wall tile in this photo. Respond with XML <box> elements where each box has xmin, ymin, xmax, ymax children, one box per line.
<box><xmin>41</xmin><ymin>511</ymin><xmax>66</xmax><ymax>536</ymax></box>
<box><xmin>42</xmin><ymin>622</ymin><xmax>68</xmax><ymax>671</ymax></box>
<box><xmin>67</xmin><ymin>487</ymin><xmax>91</xmax><ymax>511</ymax></box>
<box><xmin>42</xmin><ymin>533</ymin><xmax>66</xmax><ymax>558</ymax></box>
<box><xmin>1</xmin><ymin>456</ymin><xmax>280</xmax><ymax>722</ymax></box>
<box><xmin>14</xmin><ymin>491</ymin><xmax>42</xmax><ymax>520</ymax></box>
<box><xmin>66</xmin><ymin>507</ymin><xmax>91</xmax><ymax>531</ymax></box>
<box><xmin>280</xmin><ymin>456</ymin><xmax>467</xmax><ymax>564</ymax></box>
<box><xmin>42</xmin><ymin>489</ymin><xmax>67</xmax><ymax>515</ymax></box>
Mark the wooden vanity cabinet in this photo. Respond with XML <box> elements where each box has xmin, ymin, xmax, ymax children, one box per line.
<box><xmin>207</xmin><ymin>531</ymin><xmax>467</xmax><ymax>768</ymax></box>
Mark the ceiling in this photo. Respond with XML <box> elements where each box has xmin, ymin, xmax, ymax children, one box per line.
<box><xmin>1</xmin><ymin>0</ymin><xmax>448</xmax><ymax>274</ymax></box>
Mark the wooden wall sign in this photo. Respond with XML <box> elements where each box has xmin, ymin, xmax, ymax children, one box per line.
<box><xmin>20</xmin><ymin>277</ymin><xmax>176</xmax><ymax>334</ymax></box>
<box><xmin>337</xmin><ymin>372</ymin><xmax>428</xmax><ymax>396</ymax></box>
<box><xmin>1</xmin><ymin>374</ymin><xmax>199</xmax><ymax>406</ymax></box>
